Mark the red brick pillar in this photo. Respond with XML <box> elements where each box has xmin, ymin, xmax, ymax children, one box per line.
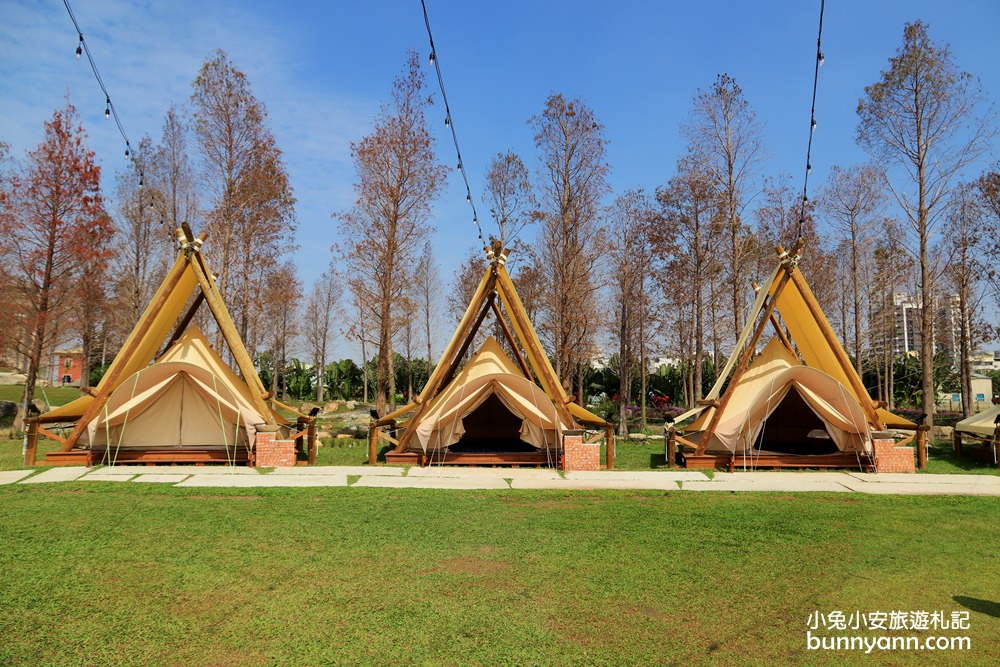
<box><xmin>562</xmin><ymin>430</ymin><xmax>600</xmax><ymax>471</ymax></box>
<box><xmin>255</xmin><ymin>432</ymin><xmax>297</xmax><ymax>468</ymax></box>
<box><xmin>873</xmin><ymin>437</ymin><xmax>915</xmax><ymax>474</ymax></box>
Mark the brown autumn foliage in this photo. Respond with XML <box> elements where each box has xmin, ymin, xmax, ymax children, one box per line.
<box><xmin>683</xmin><ymin>73</ymin><xmax>766</xmax><ymax>342</ymax></box>
<box><xmin>857</xmin><ymin>20</ymin><xmax>995</xmax><ymax>429</ymax></box>
<box><xmin>529</xmin><ymin>93</ymin><xmax>609</xmax><ymax>393</ymax></box>
<box><xmin>0</xmin><ymin>102</ymin><xmax>111</xmax><ymax>426</ymax></box>
<box><xmin>333</xmin><ymin>51</ymin><xmax>447</xmax><ymax>415</ymax></box>
<box><xmin>190</xmin><ymin>50</ymin><xmax>296</xmax><ymax>355</ymax></box>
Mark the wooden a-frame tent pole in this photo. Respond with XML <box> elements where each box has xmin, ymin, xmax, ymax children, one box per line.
<box><xmin>58</xmin><ymin>232</ymin><xmax>202</xmax><ymax>451</ymax></box>
<box><xmin>188</xmin><ymin>249</ymin><xmax>270</xmax><ymax>412</ymax></box>
<box><xmin>390</xmin><ymin>257</ymin><xmax>500</xmax><ymax>452</ymax></box>
<box><xmin>694</xmin><ymin>263</ymin><xmax>795</xmax><ymax>456</ymax></box>
<box><xmin>493</xmin><ymin>264</ymin><xmax>574</xmax><ymax>426</ymax></box>
<box><xmin>783</xmin><ymin>266</ymin><xmax>885</xmax><ymax>431</ymax></box>
<box><xmin>490</xmin><ymin>300</ymin><xmax>532</xmax><ymax>379</ymax></box>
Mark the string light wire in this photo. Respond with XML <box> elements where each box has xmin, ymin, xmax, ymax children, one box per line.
<box><xmin>62</xmin><ymin>0</ymin><xmax>141</xmax><ymax>185</ymax></box>
<box><xmin>420</xmin><ymin>0</ymin><xmax>487</xmax><ymax>247</ymax></box>
<box><xmin>797</xmin><ymin>0</ymin><xmax>825</xmax><ymax>242</ymax></box>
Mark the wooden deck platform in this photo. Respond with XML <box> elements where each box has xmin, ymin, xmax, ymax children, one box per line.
<box><xmin>384</xmin><ymin>449</ymin><xmax>555</xmax><ymax>468</ymax></box>
<box><xmin>43</xmin><ymin>447</ymin><xmax>253</xmax><ymax>467</ymax></box>
<box><xmin>677</xmin><ymin>449</ymin><xmax>875</xmax><ymax>472</ymax></box>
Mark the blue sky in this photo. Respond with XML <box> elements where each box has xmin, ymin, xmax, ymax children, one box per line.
<box><xmin>2</xmin><ymin>1</ymin><xmax>998</xmax><ymax>345</ymax></box>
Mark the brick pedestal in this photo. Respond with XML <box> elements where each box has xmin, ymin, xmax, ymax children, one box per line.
<box><xmin>874</xmin><ymin>438</ymin><xmax>915</xmax><ymax>474</ymax></box>
<box><xmin>255</xmin><ymin>432</ymin><xmax>297</xmax><ymax>468</ymax></box>
<box><xmin>562</xmin><ymin>431</ymin><xmax>600</xmax><ymax>471</ymax></box>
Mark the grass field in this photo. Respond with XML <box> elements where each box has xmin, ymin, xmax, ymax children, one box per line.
<box><xmin>0</xmin><ymin>483</ymin><xmax>997</xmax><ymax>666</ymax></box>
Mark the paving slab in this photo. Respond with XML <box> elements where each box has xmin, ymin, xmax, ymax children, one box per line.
<box><xmin>79</xmin><ymin>473</ymin><xmax>136</xmax><ymax>482</ymax></box>
<box><xmin>716</xmin><ymin>472</ymin><xmax>856</xmax><ymax>483</ymax></box>
<box><xmin>512</xmin><ymin>478</ymin><xmax>681</xmax><ymax>490</ymax></box>
<box><xmin>847</xmin><ymin>472</ymin><xmax>1000</xmax><ymax>486</ymax></box>
<box><xmin>838</xmin><ymin>480</ymin><xmax>1000</xmax><ymax>496</ymax></box>
<box><xmin>89</xmin><ymin>464</ymin><xmax>257</xmax><ymax>476</ymax></box>
<box><xmin>406</xmin><ymin>466</ymin><xmax>561</xmax><ymax>480</ymax></box>
<box><xmin>680</xmin><ymin>479</ymin><xmax>852</xmax><ymax>493</ymax></box>
<box><xmin>352</xmin><ymin>476</ymin><xmax>510</xmax><ymax>489</ymax></box>
<box><xmin>132</xmin><ymin>475</ymin><xmax>191</xmax><ymax>483</ymax></box>
<box><xmin>0</xmin><ymin>470</ymin><xmax>36</xmax><ymax>485</ymax></box>
<box><xmin>18</xmin><ymin>466</ymin><xmax>90</xmax><ymax>484</ymax></box>
<box><xmin>270</xmin><ymin>465</ymin><xmax>404</xmax><ymax>476</ymax></box>
<box><xmin>564</xmin><ymin>470</ymin><xmax>709</xmax><ymax>482</ymax></box>
<box><xmin>176</xmin><ymin>474</ymin><xmax>347</xmax><ymax>487</ymax></box>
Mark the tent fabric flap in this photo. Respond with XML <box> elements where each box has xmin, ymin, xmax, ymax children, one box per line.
<box><xmin>955</xmin><ymin>405</ymin><xmax>1000</xmax><ymax>438</ymax></box>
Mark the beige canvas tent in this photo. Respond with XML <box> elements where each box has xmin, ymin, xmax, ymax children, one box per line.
<box><xmin>371</xmin><ymin>243</ymin><xmax>609</xmax><ymax>467</ymax></box>
<box><xmin>27</xmin><ymin>225</ymin><xmax>308</xmax><ymax>466</ymax></box>
<box><xmin>411</xmin><ymin>336</ymin><xmax>567</xmax><ymax>461</ymax></box>
<box><xmin>82</xmin><ymin>327</ymin><xmax>266</xmax><ymax>463</ymax></box>
<box><xmin>954</xmin><ymin>404</ymin><xmax>1000</xmax><ymax>438</ymax></box>
<box><xmin>685</xmin><ymin>338</ymin><xmax>872</xmax><ymax>457</ymax></box>
<box><xmin>952</xmin><ymin>404</ymin><xmax>1000</xmax><ymax>466</ymax></box>
<box><xmin>673</xmin><ymin>245</ymin><xmax>920</xmax><ymax>470</ymax></box>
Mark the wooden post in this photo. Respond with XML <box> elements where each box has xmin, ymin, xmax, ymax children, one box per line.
<box><xmin>993</xmin><ymin>424</ymin><xmax>1000</xmax><ymax>468</ymax></box>
<box><xmin>368</xmin><ymin>423</ymin><xmax>379</xmax><ymax>465</ymax></box>
<box><xmin>605</xmin><ymin>424</ymin><xmax>615</xmax><ymax>470</ymax></box>
<box><xmin>24</xmin><ymin>418</ymin><xmax>38</xmax><ymax>466</ymax></box>
<box><xmin>666</xmin><ymin>425</ymin><xmax>675</xmax><ymax>468</ymax></box>
<box><xmin>916</xmin><ymin>425</ymin><xmax>928</xmax><ymax>469</ymax></box>
<box><xmin>307</xmin><ymin>419</ymin><xmax>317</xmax><ymax>465</ymax></box>
<box><xmin>953</xmin><ymin>430</ymin><xmax>962</xmax><ymax>458</ymax></box>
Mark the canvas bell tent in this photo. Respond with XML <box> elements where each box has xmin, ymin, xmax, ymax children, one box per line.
<box><xmin>671</xmin><ymin>245</ymin><xmax>920</xmax><ymax>471</ymax></box>
<box><xmin>952</xmin><ymin>404</ymin><xmax>1000</xmax><ymax>467</ymax></box>
<box><xmin>371</xmin><ymin>244</ymin><xmax>610</xmax><ymax>467</ymax></box>
<box><xmin>26</xmin><ymin>225</ymin><xmax>309</xmax><ymax>466</ymax></box>
<box><xmin>80</xmin><ymin>326</ymin><xmax>266</xmax><ymax>464</ymax></box>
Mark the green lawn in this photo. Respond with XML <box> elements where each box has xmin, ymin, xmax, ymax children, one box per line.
<box><xmin>0</xmin><ymin>484</ymin><xmax>996</xmax><ymax>666</ymax></box>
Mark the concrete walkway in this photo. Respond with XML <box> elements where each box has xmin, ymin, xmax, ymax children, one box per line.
<box><xmin>2</xmin><ymin>465</ymin><xmax>999</xmax><ymax>495</ymax></box>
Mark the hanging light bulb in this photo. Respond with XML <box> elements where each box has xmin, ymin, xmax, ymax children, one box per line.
<box><xmin>429</xmin><ymin>51</ymin><xmax>436</xmax><ymax>66</ymax></box>
<box><xmin>139</xmin><ymin>172</ymin><xmax>144</xmax><ymax>188</ymax></box>
<box><xmin>457</xmin><ymin>160</ymin><xmax>462</xmax><ymax>170</ymax></box>
<box><xmin>806</xmin><ymin>162</ymin><xmax>812</xmax><ymax>174</ymax></box>
<box><xmin>105</xmin><ymin>97</ymin><xmax>111</xmax><ymax>119</ymax></box>
<box><xmin>466</xmin><ymin>192</ymin><xmax>471</xmax><ymax>203</ymax></box>
<box><xmin>818</xmin><ymin>50</ymin><xmax>825</xmax><ymax>67</ymax></box>
<box><xmin>125</xmin><ymin>142</ymin><xmax>131</xmax><ymax>159</ymax></box>
<box><xmin>444</xmin><ymin>115</ymin><xmax>451</xmax><ymax>128</ymax></box>
<box><xmin>811</xmin><ymin>118</ymin><xmax>817</xmax><ymax>132</ymax></box>
<box><xmin>75</xmin><ymin>35</ymin><xmax>83</xmax><ymax>60</ymax></box>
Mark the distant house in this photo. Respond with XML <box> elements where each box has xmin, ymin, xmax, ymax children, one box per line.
<box><xmin>937</xmin><ymin>374</ymin><xmax>994</xmax><ymax>412</ymax></box>
<box><xmin>51</xmin><ymin>349</ymin><xmax>84</xmax><ymax>387</ymax></box>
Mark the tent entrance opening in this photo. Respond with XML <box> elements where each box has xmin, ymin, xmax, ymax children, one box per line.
<box><xmin>752</xmin><ymin>387</ymin><xmax>839</xmax><ymax>455</ymax></box>
<box><xmin>446</xmin><ymin>393</ymin><xmax>537</xmax><ymax>454</ymax></box>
